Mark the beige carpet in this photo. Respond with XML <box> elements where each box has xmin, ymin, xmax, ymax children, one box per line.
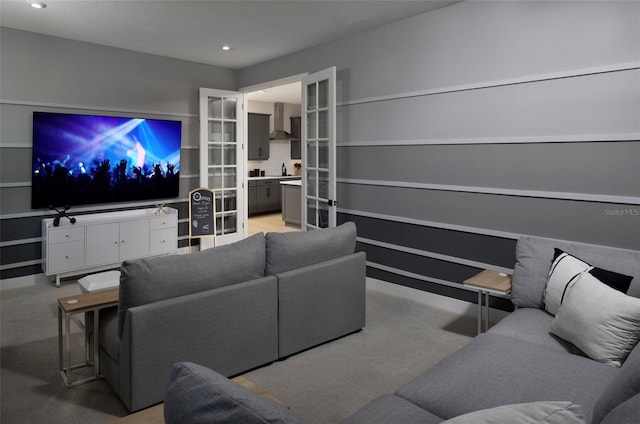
<box><xmin>1</xmin><ymin>277</ymin><xmax>475</xmax><ymax>424</ymax></box>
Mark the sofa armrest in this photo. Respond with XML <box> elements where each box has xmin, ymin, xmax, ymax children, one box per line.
<box><xmin>277</xmin><ymin>251</ymin><xmax>366</xmax><ymax>358</ymax></box>
<box><xmin>118</xmin><ymin>276</ymin><xmax>279</xmax><ymax>412</ymax></box>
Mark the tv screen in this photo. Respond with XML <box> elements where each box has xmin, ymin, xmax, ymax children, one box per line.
<box><xmin>31</xmin><ymin>112</ymin><xmax>182</xmax><ymax>209</ymax></box>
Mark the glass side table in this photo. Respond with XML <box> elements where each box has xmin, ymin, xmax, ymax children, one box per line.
<box><xmin>463</xmin><ymin>270</ymin><xmax>512</xmax><ymax>335</ymax></box>
<box><xmin>57</xmin><ymin>288</ymin><xmax>118</xmax><ymax>387</ymax></box>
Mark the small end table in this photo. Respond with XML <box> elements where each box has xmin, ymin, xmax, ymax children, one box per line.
<box><xmin>58</xmin><ymin>288</ymin><xmax>118</xmax><ymax>387</ymax></box>
<box><xmin>463</xmin><ymin>270</ymin><xmax>512</xmax><ymax>335</ymax></box>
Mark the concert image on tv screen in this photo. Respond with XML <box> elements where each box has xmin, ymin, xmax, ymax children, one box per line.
<box><xmin>31</xmin><ymin>111</ymin><xmax>182</xmax><ymax>209</ymax></box>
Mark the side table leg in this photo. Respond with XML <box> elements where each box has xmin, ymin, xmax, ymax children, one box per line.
<box><xmin>93</xmin><ymin>310</ymin><xmax>100</xmax><ymax>378</ymax></box>
<box><xmin>476</xmin><ymin>290</ymin><xmax>482</xmax><ymax>335</ymax></box>
<box><xmin>484</xmin><ymin>291</ymin><xmax>490</xmax><ymax>332</ymax></box>
<box><xmin>65</xmin><ymin>312</ymin><xmax>72</xmax><ymax>385</ymax></box>
<box><xmin>58</xmin><ymin>306</ymin><xmax>63</xmax><ymax>374</ymax></box>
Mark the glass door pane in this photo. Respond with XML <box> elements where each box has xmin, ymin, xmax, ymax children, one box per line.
<box><xmin>301</xmin><ymin>67</ymin><xmax>336</xmax><ymax>231</ymax></box>
<box><xmin>199</xmin><ymin>89</ymin><xmax>245</xmax><ymax>247</ymax></box>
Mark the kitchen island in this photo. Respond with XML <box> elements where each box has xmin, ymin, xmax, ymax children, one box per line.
<box><xmin>280</xmin><ymin>179</ymin><xmax>301</xmax><ymax>226</ymax></box>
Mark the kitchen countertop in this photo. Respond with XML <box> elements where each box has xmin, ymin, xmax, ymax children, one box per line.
<box><xmin>248</xmin><ymin>175</ymin><xmax>301</xmax><ymax>181</ymax></box>
<box><xmin>280</xmin><ymin>180</ymin><xmax>301</xmax><ymax>186</ymax></box>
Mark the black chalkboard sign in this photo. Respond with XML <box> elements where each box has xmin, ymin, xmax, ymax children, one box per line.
<box><xmin>189</xmin><ymin>188</ymin><xmax>215</xmax><ymax>238</ymax></box>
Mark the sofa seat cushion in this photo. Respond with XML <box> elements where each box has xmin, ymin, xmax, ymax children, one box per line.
<box><xmin>511</xmin><ymin>237</ymin><xmax>640</xmax><ymax>309</ymax></box>
<box><xmin>488</xmin><ymin>308</ymin><xmax>585</xmax><ymax>355</ymax></box>
<box><xmin>165</xmin><ymin>362</ymin><xmax>308</xmax><ymax>424</ymax></box>
<box><xmin>342</xmin><ymin>394</ymin><xmax>443</xmax><ymax>424</ymax></box>
<box><xmin>265</xmin><ymin>222</ymin><xmax>356</xmax><ymax>275</ymax></box>
<box><xmin>118</xmin><ymin>232</ymin><xmax>266</xmax><ymax>338</ymax></box>
<box><xmin>396</xmin><ymin>333</ymin><xmax>616</xmax><ymax>423</ymax></box>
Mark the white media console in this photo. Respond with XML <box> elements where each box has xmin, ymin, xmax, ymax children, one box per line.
<box><xmin>42</xmin><ymin>207</ymin><xmax>178</xmax><ymax>286</ymax></box>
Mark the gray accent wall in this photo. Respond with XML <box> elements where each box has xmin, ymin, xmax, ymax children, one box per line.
<box><xmin>0</xmin><ymin>28</ymin><xmax>236</xmax><ymax>279</ymax></box>
<box><xmin>238</xmin><ymin>1</ymin><xmax>640</xmax><ymax>305</ymax></box>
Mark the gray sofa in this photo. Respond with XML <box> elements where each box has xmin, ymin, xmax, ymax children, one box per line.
<box><xmin>98</xmin><ymin>222</ymin><xmax>366</xmax><ymax>412</ymax></box>
<box><xmin>163</xmin><ymin>236</ymin><xmax>640</xmax><ymax>424</ymax></box>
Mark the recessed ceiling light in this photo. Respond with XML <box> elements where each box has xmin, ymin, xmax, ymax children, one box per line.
<box><xmin>29</xmin><ymin>1</ymin><xmax>47</xmax><ymax>9</ymax></box>
<box><xmin>221</xmin><ymin>45</ymin><xmax>231</xmax><ymax>51</ymax></box>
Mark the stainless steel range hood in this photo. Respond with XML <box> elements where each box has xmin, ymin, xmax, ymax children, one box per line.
<box><xmin>269</xmin><ymin>102</ymin><xmax>292</xmax><ymax>140</ymax></box>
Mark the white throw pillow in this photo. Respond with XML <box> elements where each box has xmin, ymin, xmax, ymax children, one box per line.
<box><xmin>544</xmin><ymin>251</ymin><xmax>592</xmax><ymax>316</ymax></box>
<box><xmin>550</xmin><ymin>272</ymin><xmax>640</xmax><ymax>367</ymax></box>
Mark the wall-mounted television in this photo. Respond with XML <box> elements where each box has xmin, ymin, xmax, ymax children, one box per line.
<box><xmin>31</xmin><ymin>111</ymin><xmax>182</xmax><ymax>209</ymax></box>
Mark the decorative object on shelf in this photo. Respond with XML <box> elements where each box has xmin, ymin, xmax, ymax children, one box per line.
<box><xmin>294</xmin><ymin>162</ymin><xmax>302</xmax><ymax>176</ymax></box>
<box><xmin>49</xmin><ymin>205</ymin><xmax>76</xmax><ymax>227</ymax></box>
<box><xmin>154</xmin><ymin>203</ymin><xmax>167</xmax><ymax>215</ymax></box>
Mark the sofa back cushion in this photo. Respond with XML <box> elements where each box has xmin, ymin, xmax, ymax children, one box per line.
<box><xmin>118</xmin><ymin>232</ymin><xmax>266</xmax><ymax>338</ymax></box>
<box><xmin>265</xmin><ymin>222</ymin><xmax>357</xmax><ymax>275</ymax></box>
<box><xmin>511</xmin><ymin>236</ymin><xmax>640</xmax><ymax>309</ymax></box>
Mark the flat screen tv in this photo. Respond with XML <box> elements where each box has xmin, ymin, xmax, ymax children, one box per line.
<box><xmin>31</xmin><ymin>111</ymin><xmax>182</xmax><ymax>209</ymax></box>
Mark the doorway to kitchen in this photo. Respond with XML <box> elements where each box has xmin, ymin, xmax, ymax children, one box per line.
<box><xmin>244</xmin><ymin>75</ymin><xmax>305</xmax><ymax>236</ymax></box>
<box><xmin>242</xmin><ymin>67</ymin><xmax>337</xmax><ymax>235</ymax></box>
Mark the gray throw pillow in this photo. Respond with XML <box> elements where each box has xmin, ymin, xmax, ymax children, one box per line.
<box><xmin>511</xmin><ymin>237</ymin><xmax>557</xmax><ymax>308</ymax></box>
<box><xmin>265</xmin><ymin>222</ymin><xmax>356</xmax><ymax>275</ymax></box>
<box><xmin>164</xmin><ymin>362</ymin><xmax>308</xmax><ymax>424</ymax></box>
<box><xmin>550</xmin><ymin>272</ymin><xmax>640</xmax><ymax>367</ymax></box>
<box><xmin>441</xmin><ymin>401</ymin><xmax>585</xmax><ymax>424</ymax></box>
<box><xmin>118</xmin><ymin>233</ymin><xmax>266</xmax><ymax>338</ymax></box>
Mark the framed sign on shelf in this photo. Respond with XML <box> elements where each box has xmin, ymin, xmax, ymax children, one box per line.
<box><xmin>189</xmin><ymin>188</ymin><xmax>216</xmax><ymax>246</ymax></box>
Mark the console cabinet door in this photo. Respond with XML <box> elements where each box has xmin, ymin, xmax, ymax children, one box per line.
<box><xmin>85</xmin><ymin>223</ymin><xmax>120</xmax><ymax>267</ymax></box>
<box><xmin>149</xmin><ymin>215</ymin><xmax>177</xmax><ymax>255</ymax></box>
<box><xmin>119</xmin><ymin>219</ymin><xmax>149</xmax><ymax>260</ymax></box>
<box><xmin>48</xmin><ymin>240</ymin><xmax>85</xmax><ymax>274</ymax></box>
<box><xmin>85</xmin><ymin>220</ymin><xmax>149</xmax><ymax>266</ymax></box>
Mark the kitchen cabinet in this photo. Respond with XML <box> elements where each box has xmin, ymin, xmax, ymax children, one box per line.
<box><xmin>248</xmin><ymin>177</ymin><xmax>303</xmax><ymax>216</ymax></box>
<box><xmin>290</xmin><ymin>116</ymin><xmax>301</xmax><ymax>160</ymax></box>
<box><xmin>248</xmin><ymin>113</ymin><xmax>270</xmax><ymax>160</ymax></box>
<box><xmin>256</xmin><ymin>179</ymin><xmax>280</xmax><ymax>213</ymax></box>
<box><xmin>248</xmin><ymin>180</ymin><xmax>258</xmax><ymax>215</ymax></box>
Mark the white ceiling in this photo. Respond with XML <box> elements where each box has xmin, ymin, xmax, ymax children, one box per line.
<box><xmin>0</xmin><ymin>0</ymin><xmax>459</xmax><ymax>70</ymax></box>
<box><xmin>246</xmin><ymin>81</ymin><xmax>302</xmax><ymax>104</ymax></box>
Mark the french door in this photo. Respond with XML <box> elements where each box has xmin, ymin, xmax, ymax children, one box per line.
<box><xmin>301</xmin><ymin>67</ymin><xmax>337</xmax><ymax>230</ymax></box>
<box><xmin>199</xmin><ymin>88</ymin><xmax>245</xmax><ymax>247</ymax></box>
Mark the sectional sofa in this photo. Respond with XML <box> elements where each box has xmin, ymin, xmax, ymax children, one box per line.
<box><xmin>98</xmin><ymin>222</ymin><xmax>366</xmax><ymax>412</ymax></box>
<box><xmin>163</xmin><ymin>236</ymin><xmax>640</xmax><ymax>424</ymax></box>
